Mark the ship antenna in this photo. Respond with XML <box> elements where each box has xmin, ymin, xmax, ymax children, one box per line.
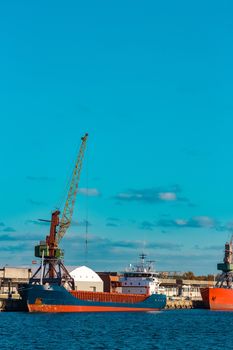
<box><xmin>139</xmin><ymin>253</ymin><xmax>147</xmax><ymax>267</ymax></box>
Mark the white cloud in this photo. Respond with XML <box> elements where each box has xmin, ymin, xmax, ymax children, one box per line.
<box><xmin>159</xmin><ymin>192</ymin><xmax>177</xmax><ymax>201</ymax></box>
<box><xmin>193</xmin><ymin>216</ymin><xmax>215</xmax><ymax>227</ymax></box>
<box><xmin>78</xmin><ymin>188</ymin><xmax>100</xmax><ymax>197</ymax></box>
<box><xmin>115</xmin><ymin>186</ymin><xmax>188</xmax><ymax>204</ymax></box>
<box><xmin>157</xmin><ymin>215</ymin><xmax>217</xmax><ymax>229</ymax></box>
<box><xmin>175</xmin><ymin>219</ymin><xmax>188</xmax><ymax>226</ymax></box>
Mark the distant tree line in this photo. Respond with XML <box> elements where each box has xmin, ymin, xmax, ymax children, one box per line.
<box><xmin>181</xmin><ymin>271</ymin><xmax>215</xmax><ymax>281</ymax></box>
<box><xmin>158</xmin><ymin>271</ymin><xmax>216</xmax><ymax>281</ymax></box>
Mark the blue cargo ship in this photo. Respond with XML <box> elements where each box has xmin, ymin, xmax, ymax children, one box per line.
<box><xmin>20</xmin><ymin>283</ymin><xmax>166</xmax><ymax>312</ymax></box>
<box><xmin>19</xmin><ymin>254</ymin><xmax>166</xmax><ymax>313</ymax></box>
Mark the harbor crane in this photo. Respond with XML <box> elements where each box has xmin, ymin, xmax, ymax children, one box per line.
<box><xmin>30</xmin><ymin>133</ymin><xmax>88</xmax><ymax>289</ymax></box>
<box><xmin>216</xmin><ymin>235</ymin><xmax>233</xmax><ymax>288</ymax></box>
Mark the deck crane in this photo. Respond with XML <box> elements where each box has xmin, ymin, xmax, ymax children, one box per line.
<box><xmin>30</xmin><ymin>133</ymin><xmax>88</xmax><ymax>289</ymax></box>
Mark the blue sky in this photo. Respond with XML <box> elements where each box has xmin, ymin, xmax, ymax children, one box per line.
<box><xmin>1</xmin><ymin>1</ymin><xmax>233</xmax><ymax>274</ymax></box>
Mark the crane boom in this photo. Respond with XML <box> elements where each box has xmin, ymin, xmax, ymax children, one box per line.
<box><xmin>57</xmin><ymin>132</ymin><xmax>88</xmax><ymax>243</ymax></box>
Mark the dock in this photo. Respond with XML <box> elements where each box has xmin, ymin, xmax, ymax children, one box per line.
<box><xmin>165</xmin><ymin>298</ymin><xmax>206</xmax><ymax>309</ymax></box>
<box><xmin>0</xmin><ymin>293</ymin><xmax>27</xmax><ymax>312</ymax></box>
<box><xmin>165</xmin><ymin>299</ymin><xmax>193</xmax><ymax>309</ymax></box>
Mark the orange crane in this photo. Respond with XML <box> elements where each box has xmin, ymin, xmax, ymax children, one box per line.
<box><xmin>31</xmin><ymin>133</ymin><xmax>88</xmax><ymax>288</ymax></box>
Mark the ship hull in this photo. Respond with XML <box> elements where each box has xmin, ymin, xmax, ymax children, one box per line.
<box><xmin>201</xmin><ymin>287</ymin><xmax>233</xmax><ymax>310</ymax></box>
<box><xmin>21</xmin><ymin>284</ymin><xmax>166</xmax><ymax>313</ymax></box>
<box><xmin>28</xmin><ymin>305</ymin><xmax>159</xmax><ymax>312</ymax></box>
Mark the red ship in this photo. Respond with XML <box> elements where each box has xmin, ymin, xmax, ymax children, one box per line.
<box><xmin>201</xmin><ymin>238</ymin><xmax>233</xmax><ymax>310</ymax></box>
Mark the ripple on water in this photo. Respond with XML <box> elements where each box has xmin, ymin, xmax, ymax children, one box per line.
<box><xmin>1</xmin><ymin>310</ymin><xmax>233</xmax><ymax>350</ymax></box>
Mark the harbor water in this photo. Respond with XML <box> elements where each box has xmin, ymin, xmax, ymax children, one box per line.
<box><xmin>1</xmin><ymin>309</ymin><xmax>233</xmax><ymax>349</ymax></box>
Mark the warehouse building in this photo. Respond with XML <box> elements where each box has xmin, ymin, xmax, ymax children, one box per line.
<box><xmin>70</xmin><ymin>266</ymin><xmax>104</xmax><ymax>292</ymax></box>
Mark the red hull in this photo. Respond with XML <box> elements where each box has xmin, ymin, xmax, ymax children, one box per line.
<box><xmin>28</xmin><ymin>304</ymin><xmax>159</xmax><ymax>312</ymax></box>
<box><xmin>201</xmin><ymin>287</ymin><xmax>233</xmax><ymax>310</ymax></box>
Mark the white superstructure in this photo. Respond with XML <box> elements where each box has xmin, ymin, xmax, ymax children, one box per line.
<box><xmin>120</xmin><ymin>254</ymin><xmax>161</xmax><ymax>295</ymax></box>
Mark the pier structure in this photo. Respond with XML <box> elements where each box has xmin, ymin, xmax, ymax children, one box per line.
<box><xmin>0</xmin><ymin>267</ymin><xmax>31</xmax><ymax>296</ymax></box>
<box><xmin>159</xmin><ymin>278</ymin><xmax>214</xmax><ymax>300</ymax></box>
<box><xmin>0</xmin><ymin>267</ymin><xmax>31</xmax><ymax>311</ymax></box>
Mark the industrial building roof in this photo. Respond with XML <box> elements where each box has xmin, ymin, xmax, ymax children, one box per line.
<box><xmin>70</xmin><ymin>266</ymin><xmax>103</xmax><ymax>282</ymax></box>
